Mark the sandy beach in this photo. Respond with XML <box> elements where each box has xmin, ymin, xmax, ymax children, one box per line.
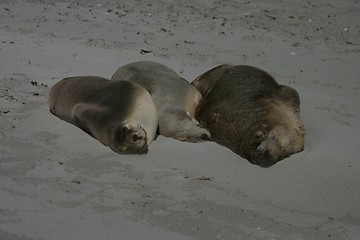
<box><xmin>1</xmin><ymin>0</ymin><xmax>359</xmax><ymax>239</ymax></box>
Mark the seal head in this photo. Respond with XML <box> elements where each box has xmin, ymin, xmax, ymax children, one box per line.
<box><xmin>108</xmin><ymin>122</ymin><xmax>148</xmax><ymax>154</ymax></box>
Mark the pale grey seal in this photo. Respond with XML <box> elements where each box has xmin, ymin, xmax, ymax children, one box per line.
<box><xmin>111</xmin><ymin>61</ymin><xmax>210</xmax><ymax>142</ymax></box>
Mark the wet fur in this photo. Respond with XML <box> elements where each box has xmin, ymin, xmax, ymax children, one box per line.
<box><xmin>49</xmin><ymin>76</ymin><xmax>158</xmax><ymax>154</ymax></box>
<box><xmin>192</xmin><ymin>65</ymin><xmax>304</xmax><ymax>167</ymax></box>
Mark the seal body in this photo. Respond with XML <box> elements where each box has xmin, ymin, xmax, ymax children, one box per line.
<box><xmin>49</xmin><ymin>76</ymin><xmax>158</xmax><ymax>154</ymax></box>
<box><xmin>111</xmin><ymin>61</ymin><xmax>210</xmax><ymax>142</ymax></box>
<box><xmin>192</xmin><ymin>65</ymin><xmax>304</xmax><ymax>167</ymax></box>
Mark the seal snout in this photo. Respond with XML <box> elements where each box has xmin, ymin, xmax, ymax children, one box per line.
<box><xmin>254</xmin><ymin>150</ymin><xmax>292</xmax><ymax>168</ymax></box>
<box><xmin>255</xmin><ymin>154</ymin><xmax>277</xmax><ymax>168</ymax></box>
<box><xmin>188</xmin><ymin>126</ymin><xmax>211</xmax><ymax>142</ymax></box>
<box><xmin>129</xmin><ymin>130</ymin><xmax>147</xmax><ymax>147</ymax></box>
<box><xmin>201</xmin><ymin>133</ymin><xmax>210</xmax><ymax>141</ymax></box>
<box><xmin>132</xmin><ymin>132</ymin><xmax>143</xmax><ymax>142</ymax></box>
<box><xmin>112</xmin><ymin>124</ymin><xmax>148</xmax><ymax>154</ymax></box>
<box><xmin>125</xmin><ymin>126</ymin><xmax>148</xmax><ymax>152</ymax></box>
<box><xmin>243</xmin><ymin>128</ymin><xmax>287</xmax><ymax>167</ymax></box>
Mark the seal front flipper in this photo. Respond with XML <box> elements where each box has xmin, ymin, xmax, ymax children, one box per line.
<box><xmin>109</xmin><ymin>121</ymin><xmax>149</xmax><ymax>154</ymax></box>
<box><xmin>71</xmin><ymin>103</ymin><xmax>106</xmax><ymax>139</ymax></box>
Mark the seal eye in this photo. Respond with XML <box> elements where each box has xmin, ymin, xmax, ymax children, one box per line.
<box><xmin>201</xmin><ymin>133</ymin><xmax>210</xmax><ymax>141</ymax></box>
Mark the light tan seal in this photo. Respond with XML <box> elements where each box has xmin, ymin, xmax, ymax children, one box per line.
<box><xmin>192</xmin><ymin>65</ymin><xmax>305</xmax><ymax>167</ymax></box>
<box><xmin>111</xmin><ymin>61</ymin><xmax>210</xmax><ymax>142</ymax></box>
<box><xmin>49</xmin><ymin>76</ymin><xmax>158</xmax><ymax>154</ymax></box>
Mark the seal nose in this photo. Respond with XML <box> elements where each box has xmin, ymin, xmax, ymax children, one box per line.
<box><xmin>256</xmin><ymin>151</ymin><xmax>275</xmax><ymax>168</ymax></box>
<box><xmin>132</xmin><ymin>133</ymin><xmax>142</xmax><ymax>142</ymax></box>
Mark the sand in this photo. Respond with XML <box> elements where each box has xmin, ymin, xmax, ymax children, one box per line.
<box><xmin>1</xmin><ymin>0</ymin><xmax>359</xmax><ymax>239</ymax></box>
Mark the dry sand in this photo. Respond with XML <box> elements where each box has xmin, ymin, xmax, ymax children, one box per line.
<box><xmin>1</xmin><ymin>0</ymin><xmax>359</xmax><ymax>239</ymax></box>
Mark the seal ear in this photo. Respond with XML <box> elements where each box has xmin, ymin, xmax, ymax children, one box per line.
<box><xmin>113</xmin><ymin>124</ymin><xmax>140</xmax><ymax>144</ymax></box>
<box><xmin>72</xmin><ymin>103</ymin><xmax>106</xmax><ymax>138</ymax></box>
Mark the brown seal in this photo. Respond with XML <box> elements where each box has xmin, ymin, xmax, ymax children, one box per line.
<box><xmin>192</xmin><ymin>65</ymin><xmax>305</xmax><ymax>167</ymax></box>
<box><xmin>49</xmin><ymin>76</ymin><xmax>158</xmax><ymax>154</ymax></box>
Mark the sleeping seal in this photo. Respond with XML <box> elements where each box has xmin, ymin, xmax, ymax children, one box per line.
<box><xmin>49</xmin><ymin>76</ymin><xmax>158</xmax><ymax>154</ymax></box>
<box><xmin>192</xmin><ymin>65</ymin><xmax>305</xmax><ymax>167</ymax></box>
<box><xmin>111</xmin><ymin>61</ymin><xmax>210</xmax><ymax>142</ymax></box>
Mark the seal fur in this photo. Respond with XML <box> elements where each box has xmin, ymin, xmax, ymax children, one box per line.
<box><xmin>192</xmin><ymin>65</ymin><xmax>304</xmax><ymax>167</ymax></box>
<box><xmin>111</xmin><ymin>61</ymin><xmax>210</xmax><ymax>142</ymax></box>
<box><xmin>49</xmin><ymin>76</ymin><xmax>158</xmax><ymax>154</ymax></box>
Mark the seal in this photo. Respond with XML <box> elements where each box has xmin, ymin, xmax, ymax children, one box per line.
<box><xmin>111</xmin><ymin>61</ymin><xmax>210</xmax><ymax>142</ymax></box>
<box><xmin>49</xmin><ymin>76</ymin><xmax>158</xmax><ymax>154</ymax></box>
<box><xmin>192</xmin><ymin>65</ymin><xmax>305</xmax><ymax>167</ymax></box>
